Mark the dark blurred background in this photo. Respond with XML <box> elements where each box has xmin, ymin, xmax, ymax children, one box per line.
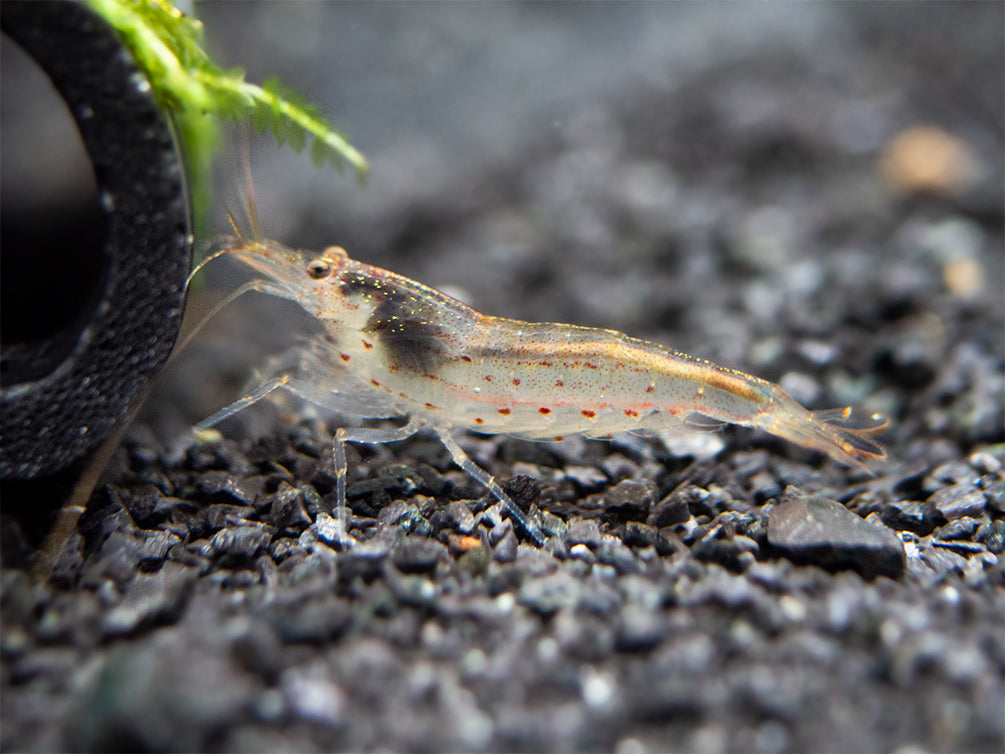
<box><xmin>165</xmin><ymin>3</ymin><xmax>1004</xmax><ymax>449</ymax></box>
<box><xmin>3</xmin><ymin>1</ymin><xmax>1002</xmax><ymax>450</ymax></box>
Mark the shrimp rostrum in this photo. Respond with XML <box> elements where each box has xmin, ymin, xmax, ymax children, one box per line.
<box><xmin>192</xmin><ymin>234</ymin><xmax>889</xmax><ymax>546</ymax></box>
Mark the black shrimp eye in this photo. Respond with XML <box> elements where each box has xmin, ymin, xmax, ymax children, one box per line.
<box><xmin>306</xmin><ymin>259</ymin><xmax>333</xmax><ymax>280</ymax></box>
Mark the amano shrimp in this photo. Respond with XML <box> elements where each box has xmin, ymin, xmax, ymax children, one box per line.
<box><xmin>189</xmin><ymin>229</ymin><xmax>889</xmax><ymax>546</ymax></box>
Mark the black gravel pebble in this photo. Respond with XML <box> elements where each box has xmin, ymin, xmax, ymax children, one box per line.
<box><xmin>101</xmin><ymin>562</ymin><xmax>197</xmax><ymax>639</ymax></box>
<box><xmin>492</xmin><ymin>525</ymin><xmax>519</xmax><ymax>563</ymax></box>
<box><xmin>261</xmin><ymin>593</ymin><xmax>354</xmax><ymax>645</ymax></box>
<box><xmin>646</xmin><ymin>491</ymin><xmax>692</xmax><ymax>528</ymax></box>
<box><xmin>208</xmin><ymin>524</ymin><xmax>274</xmax><ymax>564</ymax></box>
<box><xmin>881</xmin><ymin>500</ymin><xmax>935</xmax><ymax>535</ymax></box>
<box><xmin>768</xmin><ymin>492</ymin><xmax>906</xmax><ymax>578</ymax></box>
<box><xmin>566</xmin><ymin>516</ymin><xmax>604</xmax><ymax>548</ymax></box>
<box><xmin>390</xmin><ymin>535</ymin><xmax>449</xmax><ymax>573</ymax></box>
<box><xmin>926</xmin><ymin>485</ymin><xmax>988</xmax><ymax>521</ymax></box>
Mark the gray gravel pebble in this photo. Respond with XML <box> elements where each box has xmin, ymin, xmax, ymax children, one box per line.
<box><xmin>768</xmin><ymin>492</ymin><xmax>906</xmax><ymax>578</ymax></box>
<box><xmin>927</xmin><ymin>485</ymin><xmax>988</xmax><ymax>521</ymax></box>
<box><xmin>101</xmin><ymin>562</ymin><xmax>197</xmax><ymax>638</ymax></box>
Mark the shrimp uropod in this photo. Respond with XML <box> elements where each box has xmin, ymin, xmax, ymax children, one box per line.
<box><xmin>190</xmin><ymin>231</ymin><xmax>889</xmax><ymax>547</ymax></box>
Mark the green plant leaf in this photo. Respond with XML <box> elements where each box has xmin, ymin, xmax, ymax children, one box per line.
<box><xmin>85</xmin><ymin>0</ymin><xmax>369</xmax><ymax>236</ymax></box>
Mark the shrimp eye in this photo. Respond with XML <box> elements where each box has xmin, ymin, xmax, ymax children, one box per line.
<box><xmin>306</xmin><ymin>259</ymin><xmax>333</xmax><ymax>280</ymax></box>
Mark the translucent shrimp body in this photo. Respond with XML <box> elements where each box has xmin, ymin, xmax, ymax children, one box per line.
<box><xmin>195</xmin><ymin>236</ymin><xmax>888</xmax><ymax>545</ymax></box>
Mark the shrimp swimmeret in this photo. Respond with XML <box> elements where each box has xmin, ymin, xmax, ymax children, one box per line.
<box><xmin>190</xmin><ymin>233</ymin><xmax>889</xmax><ymax>546</ymax></box>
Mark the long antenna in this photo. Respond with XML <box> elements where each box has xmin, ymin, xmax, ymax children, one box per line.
<box><xmin>174</xmin><ymin>278</ymin><xmax>276</xmax><ymax>355</ymax></box>
<box><xmin>241</xmin><ymin>132</ymin><xmax>262</xmax><ymax>240</ymax></box>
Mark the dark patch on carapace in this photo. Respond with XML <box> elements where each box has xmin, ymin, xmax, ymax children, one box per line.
<box><xmin>362</xmin><ymin>281</ymin><xmax>451</xmax><ymax>376</ymax></box>
<box><xmin>340</xmin><ymin>272</ymin><xmax>385</xmax><ymax>297</ymax></box>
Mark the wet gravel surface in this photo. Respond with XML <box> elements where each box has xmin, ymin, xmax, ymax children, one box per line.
<box><xmin>3</xmin><ymin>4</ymin><xmax>1003</xmax><ymax>753</ymax></box>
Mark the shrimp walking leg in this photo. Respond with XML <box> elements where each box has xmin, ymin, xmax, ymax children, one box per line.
<box><xmin>194</xmin><ymin>374</ymin><xmax>291</xmax><ymax>432</ymax></box>
<box><xmin>332</xmin><ymin>419</ymin><xmax>423</xmax><ymax>547</ymax></box>
<box><xmin>435</xmin><ymin>429</ymin><xmax>545</xmax><ymax>546</ymax></box>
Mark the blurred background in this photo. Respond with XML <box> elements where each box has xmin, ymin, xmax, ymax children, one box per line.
<box><xmin>3</xmin><ymin>1</ymin><xmax>1002</xmax><ymax>458</ymax></box>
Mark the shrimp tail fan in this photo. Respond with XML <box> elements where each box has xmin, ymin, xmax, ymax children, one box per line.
<box><xmin>762</xmin><ymin>402</ymin><xmax>890</xmax><ymax>472</ymax></box>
